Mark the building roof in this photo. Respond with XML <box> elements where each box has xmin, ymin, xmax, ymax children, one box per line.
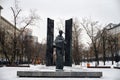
<box><xmin>105</xmin><ymin>23</ymin><xmax>120</xmax><ymax>30</ymax></box>
<box><xmin>1</xmin><ymin>16</ymin><xmax>20</xmax><ymax>31</ymax></box>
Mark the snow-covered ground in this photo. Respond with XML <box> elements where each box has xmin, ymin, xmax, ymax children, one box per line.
<box><xmin>0</xmin><ymin>62</ymin><xmax>120</xmax><ymax>80</ymax></box>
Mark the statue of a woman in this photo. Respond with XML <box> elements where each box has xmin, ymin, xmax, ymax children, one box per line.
<box><xmin>55</xmin><ymin>30</ymin><xmax>65</xmax><ymax>70</ymax></box>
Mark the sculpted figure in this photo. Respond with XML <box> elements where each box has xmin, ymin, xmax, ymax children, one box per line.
<box><xmin>55</xmin><ymin>30</ymin><xmax>65</xmax><ymax>70</ymax></box>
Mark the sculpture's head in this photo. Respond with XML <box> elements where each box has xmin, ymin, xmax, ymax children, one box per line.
<box><xmin>59</xmin><ymin>30</ymin><xmax>63</xmax><ymax>36</ymax></box>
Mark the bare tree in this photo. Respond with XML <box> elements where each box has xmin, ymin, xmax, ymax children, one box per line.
<box><xmin>0</xmin><ymin>27</ymin><xmax>11</xmax><ymax>63</ymax></box>
<box><xmin>80</xmin><ymin>18</ymin><xmax>102</xmax><ymax>66</ymax></box>
<box><xmin>107</xmin><ymin>32</ymin><xmax>118</xmax><ymax>65</ymax></box>
<box><xmin>56</xmin><ymin>18</ymin><xmax>65</xmax><ymax>31</ymax></box>
<box><xmin>10</xmin><ymin>0</ymin><xmax>21</xmax><ymax>64</ymax></box>
<box><xmin>72</xmin><ymin>18</ymin><xmax>83</xmax><ymax>65</ymax></box>
<box><xmin>99</xmin><ymin>28</ymin><xmax>108</xmax><ymax>65</ymax></box>
<box><xmin>10</xmin><ymin>0</ymin><xmax>40</xmax><ymax>65</ymax></box>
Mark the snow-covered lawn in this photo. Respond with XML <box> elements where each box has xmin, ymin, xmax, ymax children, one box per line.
<box><xmin>0</xmin><ymin>62</ymin><xmax>120</xmax><ymax>80</ymax></box>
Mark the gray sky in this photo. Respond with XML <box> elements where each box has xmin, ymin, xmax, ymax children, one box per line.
<box><xmin>0</xmin><ymin>0</ymin><xmax>120</xmax><ymax>45</ymax></box>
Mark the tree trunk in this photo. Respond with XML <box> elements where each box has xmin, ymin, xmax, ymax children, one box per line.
<box><xmin>103</xmin><ymin>37</ymin><xmax>106</xmax><ymax>65</ymax></box>
<box><xmin>111</xmin><ymin>46</ymin><xmax>114</xmax><ymax>65</ymax></box>
<box><xmin>93</xmin><ymin>43</ymin><xmax>99</xmax><ymax>66</ymax></box>
<box><xmin>3</xmin><ymin>47</ymin><xmax>10</xmax><ymax>64</ymax></box>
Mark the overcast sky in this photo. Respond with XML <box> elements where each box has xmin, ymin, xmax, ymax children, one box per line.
<box><xmin>0</xmin><ymin>0</ymin><xmax>120</xmax><ymax>45</ymax></box>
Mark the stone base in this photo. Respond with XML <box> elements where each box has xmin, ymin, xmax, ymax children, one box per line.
<box><xmin>17</xmin><ymin>71</ymin><xmax>102</xmax><ymax>78</ymax></box>
<box><xmin>114</xmin><ymin>67</ymin><xmax>120</xmax><ymax>69</ymax></box>
<box><xmin>87</xmin><ymin>66</ymin><xmax>111</xmax><ymax>68</ymax></box>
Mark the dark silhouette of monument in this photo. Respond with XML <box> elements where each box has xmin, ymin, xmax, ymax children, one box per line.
<box><xmin>65</xmin><ymin>19</ymin><xmax>72</xmax><ymax>66</ymax></box>
<box><xmin>46</xmin><ymin>18</ymin><xmax>54</xmax><ymax>66</ymax></box>
<box><xmin>46</xmin><ymin>18</ymin><xmax>72</xmax><ymax>67</ymax></box>
<box><xmin>55</xmin><ymin>30</ymin><xmax>65</xmax><ymax>70</ymax></box>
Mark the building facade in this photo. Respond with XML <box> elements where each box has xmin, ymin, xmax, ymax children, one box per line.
<box><xmin>105</xmin><ymin>23</ymin><xmax>120</xmax><ymax>57</ymax></box>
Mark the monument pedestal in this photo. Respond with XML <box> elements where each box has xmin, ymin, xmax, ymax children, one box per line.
<box><xmin>17</xmin><ymin>70</ymin><xmax>102</xmax><ymax>78</ymax></box>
